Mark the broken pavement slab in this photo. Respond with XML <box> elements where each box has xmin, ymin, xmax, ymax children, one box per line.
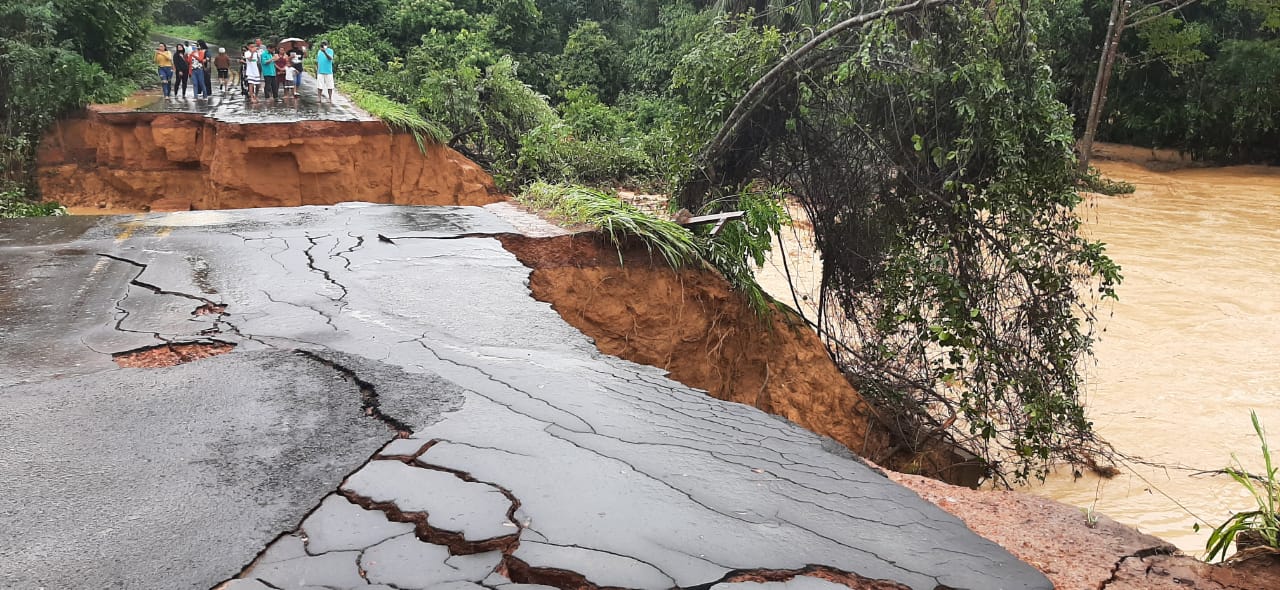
<box><xmin>0</xmin><ymin>205</ymin><xmax>1051</xmax><ymax>589</ymax></box>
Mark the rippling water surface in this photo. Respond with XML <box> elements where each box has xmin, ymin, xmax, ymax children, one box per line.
<box><xmin>1032</xmin><ymin>160</ymin><xmax>1280</xmax><ymax>554</ymax></box>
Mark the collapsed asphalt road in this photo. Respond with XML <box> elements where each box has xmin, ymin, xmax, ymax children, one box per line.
<box><xmin>0</xmin><ymin>204</ymin><xmax>1053</xmax><ymax>590</ymax></box>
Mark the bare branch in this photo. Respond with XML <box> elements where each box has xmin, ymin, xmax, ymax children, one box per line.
<box><xmin>1129</xmin><ymin>0</ymin><xmax>1200</xmax><ymax>28</ymax></box>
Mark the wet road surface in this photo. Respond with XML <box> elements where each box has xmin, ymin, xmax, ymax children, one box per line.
<box><xmin>0</xmin><ymin>205</ymin><xmax>1051</xmax><ymax>590</ymax></box>
<box><xmin>123</xmin><ymin>72</ymin><xmax>374</xmax><ymax>124</ymax></box>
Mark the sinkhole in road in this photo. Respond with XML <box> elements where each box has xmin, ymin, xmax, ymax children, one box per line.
<box><xmin>113</xmin><ymin>341</ymin><xmax>237</xmax><ymax>368</ymax></box>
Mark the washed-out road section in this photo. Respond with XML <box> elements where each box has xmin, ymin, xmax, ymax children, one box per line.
<box><xmin>0</xmin><ymin>205</ymin><xmax>1051</xmax><ymax>590</ymax></box>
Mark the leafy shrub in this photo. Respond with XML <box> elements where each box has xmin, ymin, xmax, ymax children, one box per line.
<box><xmin>1</xmin><ymin>185</ymin><xmax>66</xmax><ymax>219</ymax></box>
<box><xmin>551</xmin><ymin>20</ymin><xmax>625</xmax><ymax>102</ymax></box>
<box><xmin>558</xmin><ymin>86</ymin><xmax>629</xmax><ymax>139</ymax></box>
<box><xmin>385</xmin><ymin>0</ymin><xmax>470</xmax><ymax>45</ymax></box>
<box><xmin>1080</xmin><ymin>167</ymin><xmax>1137</xmax><ymax>196</ymax></box>
<box><xmin>694</xmin><ymin>183</ymin><xmax>789</xmax><ymax>313</ymax></box>
<box><xmin>1</xmin><ymin>1</ymin><xmax>149</xmax><ymax>214</ymax></box>
<box><xmin>517</xmin><ymin>122</ymin><xmax>652</xmax><ymax>186</ymax></box>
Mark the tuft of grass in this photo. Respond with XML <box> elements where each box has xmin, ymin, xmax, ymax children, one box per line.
<box><xmin>340</xmin><ymin>83</ymin><xmax>448</xmax><ymax>153</ymax></box>
<box><xmin>1201</xmin><ymin>411</ymin><xmax>1280</xmax><ymax>561</ymax></box>
<box><xmin>519</xmin><ymin>182</ymin><xmax>699</xmax><ymax>268</ymax></box>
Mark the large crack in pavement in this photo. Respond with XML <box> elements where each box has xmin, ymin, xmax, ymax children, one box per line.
<box><xmin>2</xmin><ymin>206</ymin><xmax>1052</xmax><ymax>590</ymax></box>
<box><xmin>296</xmin><ymin>350</ymin><xmax>414</xmax><ymax>437</ymax></box>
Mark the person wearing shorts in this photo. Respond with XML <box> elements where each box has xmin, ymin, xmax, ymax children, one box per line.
<box><xmin>315</xmin><ymin>41</ymin><xmax>335</xmax><ymax>102</ymax></box>
<box><xmin>214</xmin><ymin>47</ymin><xmax>231</xmax><ymax>94</ymax></box>
<box><xmin>244</xmin><ymin>45</ymin><xmax>262</xmax><ymax>103</ymax></box>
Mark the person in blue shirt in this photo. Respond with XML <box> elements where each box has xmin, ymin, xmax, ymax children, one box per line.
<box><xmin>315</xmin><ymin>41</ymin><xmax>335</xmax><ymax>103</ymax></box>
<box><xmin>259</xmin><ymin>45</ymin><xmax>279</xmax><ymax>101</ymax></box>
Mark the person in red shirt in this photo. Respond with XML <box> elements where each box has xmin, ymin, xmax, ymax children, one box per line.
<box><xmin>274</xmin><ymin>49</ymin><xmax>289</xmax><ymax>100</ymax></box>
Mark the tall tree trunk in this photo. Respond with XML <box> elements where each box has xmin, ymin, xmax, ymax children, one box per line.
<box><xmin>1078</xmin><ymin>0</ymin><xmax>1130</xmax><ymax>174</ymax></box>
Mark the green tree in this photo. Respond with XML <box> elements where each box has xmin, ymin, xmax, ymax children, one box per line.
<box><xmin>676</xmin><ymin>0</ymin><xmax>1120</xmax><ymax>482</ymax></box>
<box><xmin>553</xmin><ymin>20</ymin><xmax>625</xmax><ymax>101</ymax></box>
<box><xmin>1</xmin><ymin>0</ymin><xmax>153</xmax><ymax>216</ymax></box>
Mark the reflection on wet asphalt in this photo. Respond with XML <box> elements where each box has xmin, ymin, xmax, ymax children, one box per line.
<box><xmin>134</xmin><ymin>73</ymin><xmax>376</xmax><ymax>124</ymax></box>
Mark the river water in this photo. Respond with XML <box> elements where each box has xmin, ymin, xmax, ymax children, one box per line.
<box><xmin>755</xmin><ymin>156</ymin><xmax>1280</xmax><ymax>555</ymax></box>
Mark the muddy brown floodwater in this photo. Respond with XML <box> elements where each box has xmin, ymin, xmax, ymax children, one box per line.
<box><xmin>1036</xmin><ymin>160</ymin><xmax>1280</xmax><ymax>555</ymax></box>
<box><xmin>755</xmin><ymin>155</ymin><xmax>1280</xmax><ymax>555</ymax></box>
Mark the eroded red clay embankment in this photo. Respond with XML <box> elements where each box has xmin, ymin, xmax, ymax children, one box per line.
<box><xmin>500</xmin><ymin>233</ymin><xmax>897</xmax><ymax>461</ymax></box>
<box><xmin>36</xmin><ymin>107</ymin><xmax>501</xmax><ymax>211</ymax></box>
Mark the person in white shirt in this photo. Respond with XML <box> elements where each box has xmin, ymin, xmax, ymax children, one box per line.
<box><xmin>243</xmin><ymin>45</ymin><xmax>261</xmax><ymax>103</ymax></box>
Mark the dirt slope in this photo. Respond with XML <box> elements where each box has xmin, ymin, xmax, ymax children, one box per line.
<box><xmin>37</xmin><ymin>108</ymin><xmax>500</xmax><ymax>211</ymax></box>
<box><xmin>500</xmin><ymin>234</ymin><xmax>895</xmax><ymax>459</ymax></box>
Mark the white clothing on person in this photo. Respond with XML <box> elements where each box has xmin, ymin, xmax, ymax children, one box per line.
<box><xmin>316</xmin><ymin>73</ymin><xmax>335</xmax><ymax>91</ymax></box>
<box><xmin>244</xmin><ymin>50</ymin><xmax>262</xmax><ymax>84</ymax></box>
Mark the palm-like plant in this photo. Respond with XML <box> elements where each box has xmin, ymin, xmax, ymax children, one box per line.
<box><xmin>1204</xmin><ymin>411</ymin><xmax>1280</xmax><ymax>561</ymax></box>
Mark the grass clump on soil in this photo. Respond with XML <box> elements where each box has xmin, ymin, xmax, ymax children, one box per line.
<box><xmin>519</xmin><ymin>182</ymin><xmax>698</xmax><ymax>269</ymax></box>
<box><xmin>1081</xmin><ymin>167</ymin><xmax>1137</xmax><ymax>196</ymax></box>
<box><xmin>518</xmin><ymin>182</ymin><xmax>784</xmax><ymax>315</ymax></box>
<box><xmin>1202</xmin><ymin>411</ymin><xmax>1280</xmax><ymax>562</ymax></box>
<box><xmin>341</xmin><ymin>82</ymin><xmax>448</xmax><ymax>152</ymax></box>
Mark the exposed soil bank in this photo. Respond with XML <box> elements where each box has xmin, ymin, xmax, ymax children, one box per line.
<box><xmin>36</xmin><ymin>107</ymin><xmax>501</xmax><ymax>211</ymax></box>
<box><xmin>500</xmin><ymin>234</ymin><xmax>897</xmax><ymax>458</ymax></box>
<box><xmin>892</xmin><ymin>471</ymin><xmax>1277</xmax><ymax>590</ymax></box>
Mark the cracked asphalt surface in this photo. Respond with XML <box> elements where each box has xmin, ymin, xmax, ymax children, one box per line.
<box><xmin>0</xmin><ymin>204</ymin><xmax>1052</xmax><ymax>590</ymax></box>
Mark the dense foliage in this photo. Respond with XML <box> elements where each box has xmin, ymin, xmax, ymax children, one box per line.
<box><xmin>1044</xmin><ymin>0</ymin><xmax>1280</xmax><ymax>163</ymax></box>
<box><xmin>673</xmin><ymin>2</ymin><xmax>1123</xmax><ymax>482</ymax></box>
<box><xmin>0</xmin><ymin>0</ymin><xmax>155</xmax><ymax>217</ymax></box>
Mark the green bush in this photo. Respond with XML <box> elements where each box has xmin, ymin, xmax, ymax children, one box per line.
<box><xmin>517</xmin><ymin>122</ymin><xmax>652</xmax><ymax>186</ymax></box>
<box><xmin>694</xmin><ymin>183</ymin><xmax>788</xmax><ymax>313</ymax></box>
<box><xmin>385</xmin><ymin>0</ymin><xmax>469</xmax><ymax>45</ymax></box>
<box><xmin>1080</xmin><ymin>167</ymin><xmax>1137</xmax><ymax>196</ymax></box>
<box><xmin>1</xmin><ymin>185</ymin><xmax>66</xmax><ymax>219</ymax></box>
<box><xmin>0</xmin><ymin>0</ymin><xmax>150</xmax><ymax>216</ymax></box>
<box><xmin>551</xmin><ymin>20</ymin><xmax>625</xmax><ymax>102</ymax></box>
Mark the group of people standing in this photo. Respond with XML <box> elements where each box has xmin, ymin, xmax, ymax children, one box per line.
<box><xmin>155</xmin><ymin>41</ymin><xmax>233</xmax><ymax>100</ymax></box>
<box><xmin>153</xmin><ymin>37</ymin><xmax>336</xmax><ymax>105</ymax></box>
